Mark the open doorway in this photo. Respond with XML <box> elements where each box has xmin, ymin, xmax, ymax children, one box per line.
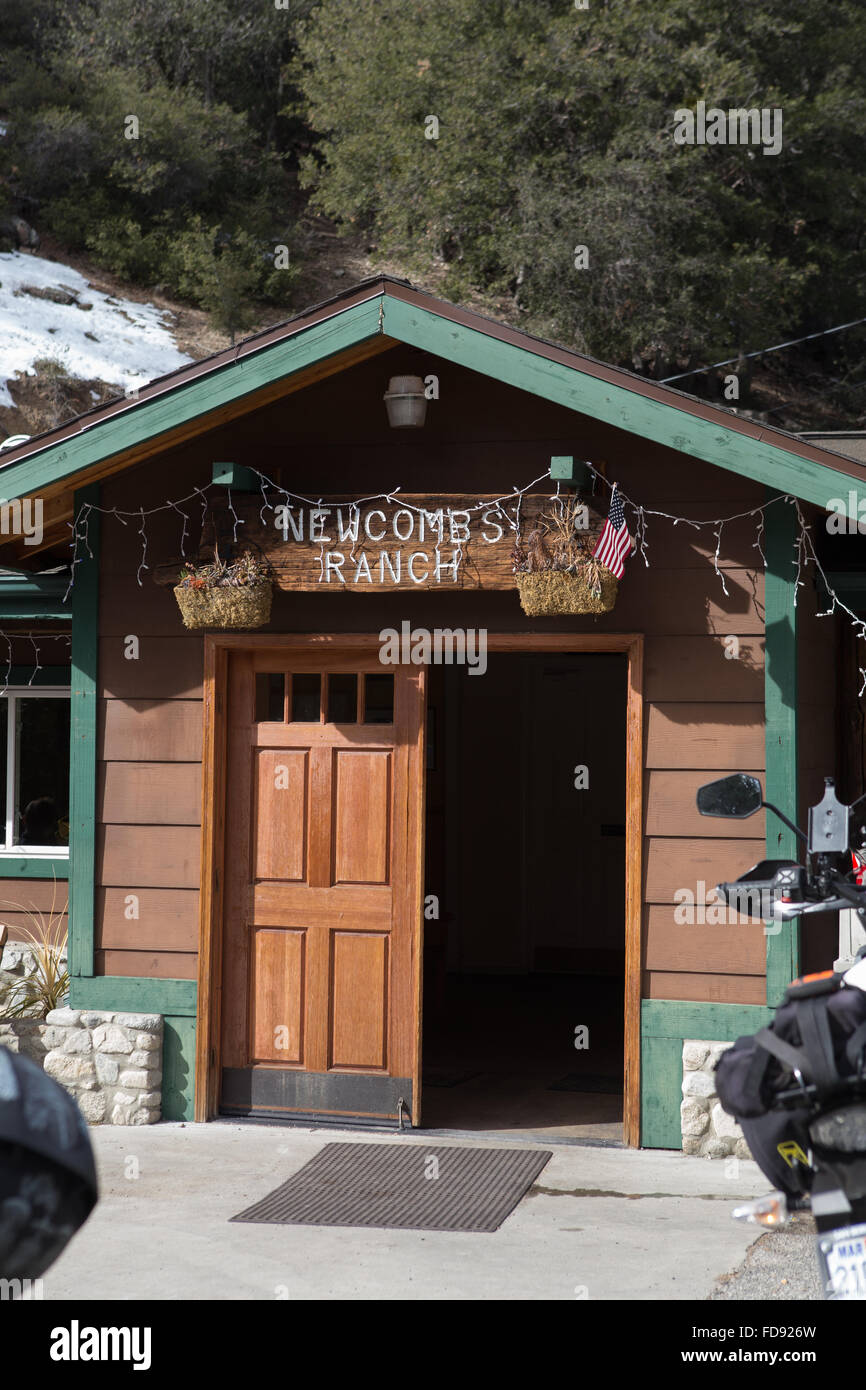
<box><xmin>421</xmin><ymin>652</ymin><xmax>628</xmax><ymax>1141</ymax></box>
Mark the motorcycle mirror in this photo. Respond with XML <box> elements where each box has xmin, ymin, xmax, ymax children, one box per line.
<box><xmin>697</xmin><ymin>773</ymin><xmax>763</xmax><ymax>819</ymax></box>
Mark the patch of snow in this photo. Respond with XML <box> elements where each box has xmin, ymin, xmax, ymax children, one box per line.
<box><xmin>0</xmin><ymin>251</ymin><xmax>193</xmax><ymax>409</ymax></box>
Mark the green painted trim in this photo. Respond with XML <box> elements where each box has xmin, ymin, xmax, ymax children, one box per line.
<box><xmin>0</xmin><ymin>856</ymin><xmax>69</xmax><ymax>879</ymax></box>
<box><xmin>0</xmin><ymin>299</ymin><xmax>383</xmax><ymax>499</ymax></box>
<box><xmin>162</xmin><ymin>1015</ymin><xmax>196</xmax><ymax>1120</ymax></box>
<box><xmin>0</xmin><ymin>290</ymin><xmax>860</xmax><ymax>513</ymax></box>
<box><xmin>640</xmin><ymin>1035</ymin><xmax>684</xmax><ymax>1149</ymax></box>
<box><xmin>640</xmin><ymin>999</ymin><xmax>774</xmax><ymax>1148</ymax></box>
<box><xmin>69</xmin><ymin>975</ymin><xmax>197</xmax><ymax>1016</ymax></box>
<box><xmin>2</xmin><ymin>667</ymin><xmax>70</xmax><ymax>687</ymax></box>
<box><xmin>0</xmin><ymin>575</ymin><xmax>68</xmax><ymax>596</ymax></box>
<box><xmin>642</xmin><ymin>1000</ymin><xmax>774</xmax><ymax>1037</ymax></box>
<box><xmin>68</xmin><ymin>485</ymin><xmax>99</xmax><ymax>980</ymax></box>
<box><xmin>764</xmin><ymin>492</ymin><xmax>799</xmax><ymax>1003</ymax></box>
<box><xmin>0</xmin><ymin>601</ymin><xmax>70</xmax><ymax>619</ymax></box>
<box><xmin>212</xmin><ymin>461</ymin><xmax>257</xmax><ymax>491</ymax></box>
<box><xmin>381</xmin><ymin>298</ymin><xmax>852</xmax><ymax>512</ymax></box>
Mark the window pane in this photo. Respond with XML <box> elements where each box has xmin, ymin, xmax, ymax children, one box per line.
<box><xmin>364</xmin><ymin>674</ymin><xmax>394</xmax><ymax>723</ymax></box>
<box><xmin>255</xmin><ymin>672</ymin><xmax>285</xmax><ymax>722</ymax></box>
<box><xmin>15</xmin><ymin>698</ymin><xmax>70</xmax><ymax>846</ymax></box>
<box><xmin>291</xmin><ymin>674</ymin><xmax>321</xmax><ymax>722</ymax></box>
<box><xmin>327</xmin><ymin>674</ymin><xmax>357</xmax><ymax>723</ymax></box>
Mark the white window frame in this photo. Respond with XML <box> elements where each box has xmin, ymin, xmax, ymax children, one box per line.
<box><xmin>0</xmin><ymin>685</ymin><xmax>71</xmax><ymax>858</ymax></box>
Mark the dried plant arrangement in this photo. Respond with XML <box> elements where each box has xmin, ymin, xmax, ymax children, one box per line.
<box><xmin>173</xmin><ymin>543</ymin><xmax>273</xmax><ymax>629</ymax></box>
<box><xmin>512</xmin><ymin>493</ymin><xmax>618</xmax><ymax>615</ymax></box>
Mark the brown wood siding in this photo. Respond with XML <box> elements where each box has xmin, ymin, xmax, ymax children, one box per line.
<box><xmin>91</xmin><ymin>347</ymin><xmax>773</xmax><ymax>1001</ymax></box>
<box><xmin>0</xmin><ymin>878</ymin><xmax>68</xmax><ymax>944</ymax></box>
<box><xmin>96</xmin><ymin>580</ymin><xmax>203</xmax><ymax>972</ymax></box>
<box><xmin>643</xmin><ymin>971</ymin><xmax>766</xmax><ymax>1004</ymax></box>
<box><xmin>96</xmin><ymin>888</ymin><xmax>199</xmax><ymax>951</ymax></box>
<box><xmin>98</xmin><ymin>762</ymin><xmax>201</xmax><ymax>824</ymax></box>
<box><xmin>644</xmin><ymin>905</ymin><xmax>766</xmax><ymax>974</ymax></box>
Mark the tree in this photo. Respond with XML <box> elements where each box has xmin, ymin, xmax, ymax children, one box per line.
<box><xmin>294</xmin><ymin>0</ymin><xmax>866</xmax><ymax>373</ymax></box>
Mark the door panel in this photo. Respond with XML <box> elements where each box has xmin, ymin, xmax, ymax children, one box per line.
<box><xmin>219</xmin><ymin>651</ymin><xmax>424</xmax><ymax>1122</ymax></box>
<box><xmin>334</xmin><ymin>749</ymin><xmax>391</xmax><ymax>884</ymax></box>
<box><xmin>330</xmin><ymin>931</ymin><xmax>388</xmax><ymax>1068</ymax></box>
<box><xmin>250</xmin><ymin>927</ymin><xmax>305</xmax><ymax>1063</ymax></box>
<box><xmin>254</xmin><ymin>749</ymin><xmax>308</xmax><ymax>880</ymax></box>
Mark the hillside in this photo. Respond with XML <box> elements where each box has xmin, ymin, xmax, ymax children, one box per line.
<box><xmin>2</xmin><ymin>227</ymin><xmax>863</xmax><ymax>449</ymax></box>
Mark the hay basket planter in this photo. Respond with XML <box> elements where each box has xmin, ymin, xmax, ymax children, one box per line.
<box><xmin>173</xmin><ymin>579</ymin><xmax>273</xmax><ymax>630</ymax></box>
<box><xmin>516</xmin><ymin>569</ymin><xmax>618</xmax><ymax>617</ymax></box>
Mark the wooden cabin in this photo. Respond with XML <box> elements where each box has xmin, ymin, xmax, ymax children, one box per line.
<box><xmin>0</xmin><ymin>276</ymin><xmax>860</xmax><ymax>1147</ymax></box>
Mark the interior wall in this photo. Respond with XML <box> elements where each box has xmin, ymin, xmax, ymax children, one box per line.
<box><xmin>436</xmin><ymin>654</ymin><xmax>626</xmax><ymax>975</ymax></box>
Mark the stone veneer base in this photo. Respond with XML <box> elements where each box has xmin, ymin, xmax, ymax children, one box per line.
<box><xmin>0</xmin><ymin>1008</ymin><xmax>163</xmax><ymax>1124</ymax></box>
<box><xmin>681</xmin><ymin>1039</ymin><xmax>753</xmax><ymax>1160</ymax></box>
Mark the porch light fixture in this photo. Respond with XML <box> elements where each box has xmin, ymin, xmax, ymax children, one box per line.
<box><xmin>384</xmin><ymin>375</ymin><xmax>427</xmax><ymax>428</ymax></box>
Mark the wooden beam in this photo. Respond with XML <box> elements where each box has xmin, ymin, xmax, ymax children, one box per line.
<box><xmin>195</xmin><ymin>640</ymin><xmax>228</xmax><ymax>1121</ymax></box>
<box><xmin>69</xmin><ymin>974</ymin><xmax>197</xmax><ymax>1014</ymax></box>
<box><xmin>623</xmin><ymin>635</ymin><xmax>644</xmax><ymax>1146</ymax></box>
<box><xmin>211</xmin><ymin>462</ymin><xmax>258</xmax><ymax>491</ymax></box>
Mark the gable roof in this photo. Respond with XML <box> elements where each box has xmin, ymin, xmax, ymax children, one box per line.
<box><xmin>0</xmin><ymin>274</ymin><xmax>861</xmax><ymax>517</ymax></box>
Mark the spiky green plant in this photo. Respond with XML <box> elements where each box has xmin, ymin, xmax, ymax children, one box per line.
<box><xmin>0</xmin><ymin>882</ymin><xmax>69</xmax><ymax>1019</ymax></box>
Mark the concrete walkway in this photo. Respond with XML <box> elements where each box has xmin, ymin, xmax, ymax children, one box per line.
<box><xmin>45</xmin><ymin>1122</ymin><xmax>770</xmax><ymax>1301</ymax></box>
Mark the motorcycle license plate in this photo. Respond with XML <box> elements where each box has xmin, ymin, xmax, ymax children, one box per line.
<box><xmin>818</xmin><ymin>1223</ymin><xmax>866</xmax><ymax>1300</ymax></box>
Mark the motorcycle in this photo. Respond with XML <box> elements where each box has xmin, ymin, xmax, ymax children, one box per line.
<box><xmin>696</xmin><ymin>772</ymin><xmax>866</xmax><ymax>1301</ymax></box>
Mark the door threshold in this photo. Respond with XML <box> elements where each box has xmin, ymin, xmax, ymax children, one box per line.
<box><xmin>418</xmin><ymin>1126</ymin><xmax>624</xmax><ymax>1149</ymax></box>
<box><xmin>213</xmin><ymin>1113</ymin><xmax>623</xmax><ymax>1148</ymax></box>
<box><xmin>216</xmin><ymin>1109</ymin><xmax>403</xmax><ymax>1133</ymax></box>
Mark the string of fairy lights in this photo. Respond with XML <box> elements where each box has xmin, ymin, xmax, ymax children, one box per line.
<box><xmin>1</xmin><ymin>459</ymin><xmax>865</xmax><ymax>694</ymax></box>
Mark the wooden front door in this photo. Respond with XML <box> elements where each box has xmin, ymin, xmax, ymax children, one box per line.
<box><xmin>219</xmin><ymin>649</ymin><xmax>426</xmax><ymax>1123</ymax></box>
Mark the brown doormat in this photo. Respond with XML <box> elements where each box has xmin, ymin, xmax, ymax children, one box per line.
<box><xmin>230</xmin><ymin>1142</ymin><xmax>552</xmax><ymax>1233</ymax></box>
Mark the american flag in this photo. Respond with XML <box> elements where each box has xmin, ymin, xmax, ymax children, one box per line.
<box><xmin>592</xmin><ymin>484</ymin><xmax>632</xmax><ymax>578</ymax></box>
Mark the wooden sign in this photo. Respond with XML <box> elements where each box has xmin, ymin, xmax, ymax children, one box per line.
<box><xmin>164</xmin><ymin>493</ymin><xmax>605</xmax><ymax>592</ymax></box>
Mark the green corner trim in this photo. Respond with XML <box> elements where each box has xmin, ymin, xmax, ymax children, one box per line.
<box><xmin>68</xmin><ymin>484</ymin><xmax>99</xmax><ymax>979</ymax></box>
<box><xmin>764</xmin><ymin>492</ymin><xmax>799</xmax><ymax>1002</ymax></box>
<box><xmin>162</xmin><ymin>1015</ymin><xmax>196</xmax><ymax>1121</ymax></box>
<box><xmin>640</xmin><ymin>1000</ymin><xmax>774</xmax><ymax>1149</ymax></box>
<box><xmin>0</xmin><ymin>856</ymin><xmax>69</xmax><ymax>879</ymax></box>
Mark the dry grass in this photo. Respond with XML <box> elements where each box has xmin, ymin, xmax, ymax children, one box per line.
<box><xmin>173</xmin><ymin>578</ymin><xmax>272</xmax><ymax>630</ymax></box>
<box><xmin>0</xmin><ymin>881</ymin><xmax>69</xmax><ymax>1019</ymax></box>
<box><xmin>516</xmin><ymin>570</ymin><xmax>618</xmax><ymax>616</ymax></box>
